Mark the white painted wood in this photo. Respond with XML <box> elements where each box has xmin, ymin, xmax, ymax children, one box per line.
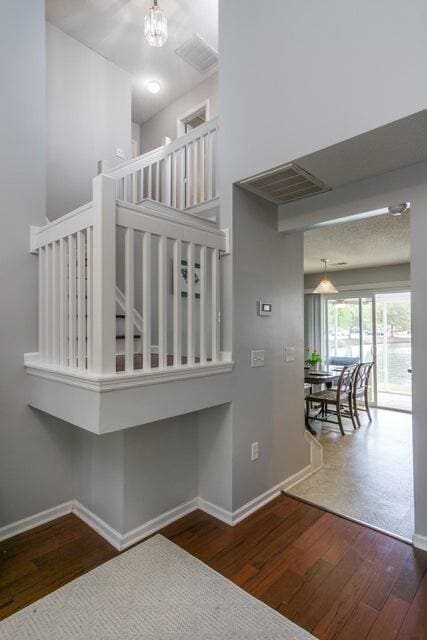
<box><xmin>116</xmin><ymin>204</ymin><xmax>226</xmax><ymax>251</ymax></box>
<box><xmin>172</xmin><ymin>152</ymin><xmax>178</xmax><ymax>209</ymax></box>
<box><xmin>179</xmin><ymin>147</ymin><xmax>186</xmax><ymax>210</ymax></box>
<box><xmin>147</xmin><ymin>164</ymin><xmax>152</xmax><ymax>200</ymax></box>
<box><xmin>187</xmin><ymin>242</ymin><xmax>195</xmax><ymax>365</ymax></box>
<box><xmin>77</xmin><ymin>230</ymin><xmax>86</xmax><ymax>370</ymax></box>
<box><xmin>39</xmin><ymin>246</ymin><xmax>46</xmax><ymax>360</ymax></box>
<box><xmin>132</xmin><ymin>171</ymin><xmax>138</xmax><ymax>204</ymax></box>
<box><xmin>193</xmin><ymin>138</ymin><xmax>199</xmax><ymax>205</ymax></box>
<box><xmin>115</xmin><ymin>284</ymin><xmax>143</xmax><ymax>336</ymax></box>
<box><xmin>207</xmin><ymin>131</ymin><xmax>214</xmax><ymax>201</ymax></box>
<box><xmin>186</xmin><ymin>142</ymin><xmax>193</xmax><ymax>208</ymax></box>
<box><xmin>31</xmin><ymin>202</ymin><xmax>93</xmax><ymax>250</ymax></box>
<box><xmin>68</xmin><ymin>234</ymin><xmax>77</xmax><ymax>368</ymax></box>
<box><xmin>211</xmin><ymin>248</ymin><xmax>219</xmax><ymax>362</ymax></box>
<box><xmin>86</xmin><ymin>227</ymin><xmax>93</xmax><ymax>371</ymax></box>
<box><xmin>164</xmin><ymin>154</ymin><xmax>171</xmax><ymax>207</ymax></box>
<box><xmin>125</xmin><ymin>228</ymin><xmax>134</xmax><ymax>372</ymax></box>
<box><xmin>155</xmin><ymin>161</ymin><xmax>160</xmax><ymax>202</ymax></box>
<box><xmin>91</xmin><ymin>174</ymin><xmax>117</xmax><ymax>375</ymax></box>
<box><xmin>158</xmin><ymin>235</ymin><xmax>167</xmax><ymax>368</ymax></box>
<box><xmin>200</xmin><ymin>135</ymin><xmax>206</xmax><ymax>203</ymax></box>
<box><xmin>59</xmin><ymin>237</ymin><xmax>68</xmax><ymax>367</ymax></box>
<box><xmin>142</xmin><ymin>231</ymin><xmax>151</xmax><ymax>371</ymax></box>
<box><xmin>199</xmin><ymin>245</ymin><xmax>207</xmax><ymax>364</ymax></box>
<box><xmin>52</xmin><ymin>241</ymin><xmax>60</xmax><ymax>365</ymax></box>
<box><xmin>173</xmin><ymin>239</ymin><xmax>182</xmax><ymax>367</ymax></box>
<box><xmin>45</xmin><ymin>244</ymin><xmax>52</xmax><ymax>363</ymax></box>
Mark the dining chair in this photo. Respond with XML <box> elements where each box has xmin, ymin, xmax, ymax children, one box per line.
<box><xmin>352</xmin><ymin>362</ymin><xmax>374</xmax><ymax>426</ymax></box>
<box><xmin>305</xmin><ymin>365</ymin><xmax>357</xmax><ymax>435</ymax></box>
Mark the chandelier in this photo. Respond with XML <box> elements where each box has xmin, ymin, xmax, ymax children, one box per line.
<box><xmin>144</xmin><ymin>0</ymin><xmax>168</xmax><ymax>48</ymax></box>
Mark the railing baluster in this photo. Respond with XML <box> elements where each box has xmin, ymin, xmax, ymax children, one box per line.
<box><xmin>86</xmin><ymin>228</ymin><xmax>92</xmax><ymax>371</ymax></box>
<box><xmin>186</xmin><ymin>143</ymin><xmax>192</xmax><ymax>208</ymax></box>
<box><xmin>172</xmin><ymin>153</ymin><xmax>177</xmax><ymax>208</ymax></box>
<box><xmin>39</xmin><ymin>246</ymin><xmax>46</xmax><ymax>361</ymax></box>
<box><xmin>187</xmin><ymin>242</ymin><xmax>195</xmax><ymax>365</ymax></box>
<box><xmin>125</xmin><ymin>227</ymin><xmax>135</xmax><ymax>371</ymax></box>
<box><xmin>59</xmin><ymin>237</ymin><xmax>68</xmax><ymax>367</ymax></box>
<box><xmin>207</xmin><ymin>131</ymin><xmax>213</xmax><ymax>201</ymax></box>
<box><xmin>52</xmin><ymin>241</ymin><xmax>60</xmax><ymax>365</ymax></box>
<box><xmin>142</xmin><ymin>231</ymin><xmax>151</xmax><ymax>371</ymax></box>
<box><xmin>193</xmin><ymin>138</ymin><xmax>199</xmax><ymax>205</ymax></box>
<box><xmin>200</xmin><ymin>135</ymin><xmax>206</xmax><ymax>203</ymax></box>
<box><xmin>173</xmin><ymin>239</ymin><xmax>182</xmax><ymax>367</ymax></box>
<box><xmin>211</xmin><ymin>248</ymin><xmax>219</xmax><ymax>362</ymax></box>
<box><xmin>155</xmin><ymin>162</ymin><xmax>160</xmax><ymax>202</ymax></box>
<box><xmin>180</xmin><ymin>147</ymin><xmax>186</xmax><ymax>209</ymax></box>
<box><xmin>132</xmin><ymin>172</ymin><xmax>138</xmax><ymax>204</ymax></box>
<box><xmin>68</xmin><ymin>234</ymin><xmax>77</xmax><ymax>368</ymax></box>
<box><xmin>199</xmin><ymin>245</ymin><xmax>207</xmax><ymax>364</ymax></box>
<box><xmin>164</xmin><ymin>154</ymin><xmax>172</xmax><ymax>206</ymax></box>
<box><xmin>158</xmin><ymin>235</ymin><xmax>167</xmax><ymax>368</ymax></box>
<box><xmin>45</xmin><ymin>244</ymin><xmax>52</xmax><ymax>363</ymax></box>
<box><xmin>148</xmin><ymin>164</ymin><xmax>152</xmax><ymax>200</ymax></box>
<box><xmin>77</xmin><ymin>230</ymin><xmax>86</xmax><ymax>369</ymax></box>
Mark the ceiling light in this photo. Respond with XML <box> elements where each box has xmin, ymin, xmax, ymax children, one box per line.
<box><xmin>313</xmin><ymin>259</ymin><xmax>339</xmax><ymax>294</ymax></box>
<box><xmin>147</xmin><ymin>80</ymin><xmax>161</xmax><ymax>94</ymax></box>
<box><xmin>388</xmin><ymin>203</ymin><xmax>409</xmax><ymax>216</ymax></box>
<box><xmin>144</xmin><ymin>0</ymin><xmax>168</xmax><ymax>48</ymax></box>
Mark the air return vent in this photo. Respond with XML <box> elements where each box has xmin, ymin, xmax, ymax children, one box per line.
<box><xmin>175</xmin><ymin>34</ymin><xmax>218</xmax><ymax>73</ymax></box>
<box><xmin>238</xmin><ymin>163</ymin><xmax>331</xmax><ymax>205</ymax></box>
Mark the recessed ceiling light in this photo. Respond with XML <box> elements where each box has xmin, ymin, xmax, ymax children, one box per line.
<box><xmin>147</xmin><ymin>80</ymin><xmax>161</xmax><ymax>94</ymax></box>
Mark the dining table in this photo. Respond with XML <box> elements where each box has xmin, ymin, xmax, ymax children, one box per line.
<box><xmin>304</xmin><ymin>367</ymin><xmax>342</xmax><ymax>435</ymax></box>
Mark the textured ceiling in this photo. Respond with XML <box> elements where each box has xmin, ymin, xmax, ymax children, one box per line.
<box><xmin>304</xmin><ymin>213</ymin><xmax>410</xmax><ymax>274</ymax></box>
<box><xmin>46</xmin><ymin>0</ymin><xmax>218</xmax><ymax>124</ymax></box>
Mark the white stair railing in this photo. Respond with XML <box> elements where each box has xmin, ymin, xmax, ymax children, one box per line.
<box><xmin>30</xmin><ymin>172</ymin><xmax>228</xmax><ymax>378</ymax></box>
<box><xmin>107</xmin><ymin>117</ymin><xmax>219</xmax><ymax>210</ymax></box>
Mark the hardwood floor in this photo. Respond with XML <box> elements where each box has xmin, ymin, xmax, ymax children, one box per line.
<box><xmin>1</xmin><ymin>496</ymin><xmax>426</xmax><ymax>639</ymax></box>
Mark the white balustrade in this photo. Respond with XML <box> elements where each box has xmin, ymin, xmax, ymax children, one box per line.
<box><xmin>31</xmin><ymin>158</ymin><xmax>227</xmax><ymax>380</ymax></box>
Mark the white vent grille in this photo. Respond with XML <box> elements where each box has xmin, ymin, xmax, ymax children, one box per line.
<box><xmin>238</xmin><ymin>163</ymin><xmax>331</xmax><ymax>205</ymax></box>
<box><xmin>175</xmin><ymin>34</ymin><xmax>218</xmax><ymax>73</ymax></box>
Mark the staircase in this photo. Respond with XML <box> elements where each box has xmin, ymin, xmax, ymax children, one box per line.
<box><xmin>25</xmin><ymin>125</ymin><xmax>232</xmax><ymax>434</ymax></box>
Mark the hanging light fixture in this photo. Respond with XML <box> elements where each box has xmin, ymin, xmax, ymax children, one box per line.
<box><xmin>144</xmin><ymin>0</ymin><xmax>168</xmax><ymax>47</ymax></box>
<box><xmin>313</xmin><ymin>258</ymin><xmax>339</xmax><ymax>294</ymax></box>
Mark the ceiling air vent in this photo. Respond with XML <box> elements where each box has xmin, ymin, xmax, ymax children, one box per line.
<box><xmin>238</xmin><ymin>163</ymin><xmax>331</xmax><ymax>205</ymax></box>
<box><xmin>175</xmin><ymin>34</ymin><xmax>218</xmax><ymax>73</ymax></box>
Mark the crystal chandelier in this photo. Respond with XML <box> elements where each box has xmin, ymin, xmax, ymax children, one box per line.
<box><xmin>144</xmin><ymin>0</ymin><xmax>168</xmax><ymax>48</ymax></box>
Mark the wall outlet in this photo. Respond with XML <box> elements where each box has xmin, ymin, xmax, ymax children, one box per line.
<box><xmin>115</xmin><ymin>147</ymin><xmax>125</xmax><ymax>159</ymax></box>
<box><xmin>251</xmin><ymin>442</ymin><xmax>259</xmax><ymax>461</ymax></box>
<box><xmin>285</xmin><ymin>346</ymin><xmax>295</xmax><ymax>362</ymax></box>
<box><xmin>251</xmin><ymin>349</ymin><xmax>265</xmax><ymax>367</ymax></box>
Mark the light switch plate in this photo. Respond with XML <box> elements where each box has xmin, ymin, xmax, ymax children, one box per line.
<box><xmin>251</xmin><ymin>349</ymin><xmax>265</xmax><ymax>367</ymax></box>
<box><xmin>285</xmin><ymin>346</ymin><xmax>295</xmax><ymax>362</ymax></box>
<box><xmin>251</xmin><ymin>442</ymin><xmax>259</xmax><ymax>461</ymax></box>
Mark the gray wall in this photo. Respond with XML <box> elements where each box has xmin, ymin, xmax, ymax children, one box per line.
<box><xmin>231</xmin><ymin>189</ymin><xmax>308</xmax><ymax>508</ymax></box>
<box><xmin>304</xmin><ymin>262</ymin><xmax>411</xmax><ymax>291</ymax></box>
<box><xmin>0</xmin><ymin>0</ymin><xmax>75</xmax><ymax>527</ymax></box>
<box><xmin>46</xmin><ymin>23</ymin><xmax>132</xmax><ymax>220</ymax></box>
<box><xmin>141</xmin><ymin>73</ymin><xmax>218</xmax><ymax>153</ymax></box>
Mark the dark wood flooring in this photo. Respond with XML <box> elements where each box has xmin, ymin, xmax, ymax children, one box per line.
<box><xmin>1</xmin><ymin>495</ymin><xmax>426</xmax><ymax>639</ymax></box>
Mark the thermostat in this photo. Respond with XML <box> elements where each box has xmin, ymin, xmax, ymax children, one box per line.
<box><xmin>257</xmin><ymin>300</ymin><xmax>272</xmax><ymax>316</ymax></box>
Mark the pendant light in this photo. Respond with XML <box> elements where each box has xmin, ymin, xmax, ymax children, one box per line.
<box><xmin>313</xmin><ymin>258</ymin><xmax>339</xmax><ymax>294</ymax></box>
<box><xmin>144</xmin><ymin>0</ymin><xmax>168</xmax><ymax>48</ymax></box>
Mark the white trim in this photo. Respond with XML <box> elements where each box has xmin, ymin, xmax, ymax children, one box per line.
<box><xmin>120</xmin><ymin>499</ymin><xmax>199</xmax><ymax>551</ymax></box>
<box><xmin>198</xmin><ymin>498</ymin><xmax>233</xmax><ymax>525</ymax></box>
<box><xmin>24</xmin><ymin>355</ymin><xmax>234</xmax><ymax>392</ymax></box>
<box><xmin>176</xmin><ymin>99</ymin><xmax>210</xmax><ymax>138</ymax></box>
<box><xmin>231</xmin><ymin>481</ymin><xmax>285</xmax><ymax>525</ymax></box>
<box><xmin>413</xmin><ymin>533</ymin><xmax>427</xmax><ymax>551</ymax></box>
<box><xmin>0</xmin><ymin>501</ymin><xmax>73</xmax><ymax>542</ymax></box>
<box><xmin>281</xmin><ymin>464</ymin><xmax>314</xmax><ymax>491</ymax></box>
<box><xmin>72</xmin><ymin>501</ymin><xmax>123</xmax><ymax>550</ymax></box>
<box><xmin>304</xmin><ymin>431</ymin><xmax>323</xmax><ymax>472</ymax></box>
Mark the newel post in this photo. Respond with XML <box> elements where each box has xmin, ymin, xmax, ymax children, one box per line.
<box><xmin>91</xmin><ymin>174</ymin><xmax>116</xmax><ymax>375</ymax></box>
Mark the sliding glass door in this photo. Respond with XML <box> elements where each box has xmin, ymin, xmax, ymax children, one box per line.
<box><xmin>325</xmin><ymin>291</ymin><xmax>412</xmax><ymax>412</ymax></box>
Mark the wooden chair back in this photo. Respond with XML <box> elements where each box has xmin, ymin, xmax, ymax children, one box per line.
<box><xmin>353</xmin><ymin>361</ymin><xmax>374</xmax><ymax>395</ymax></box>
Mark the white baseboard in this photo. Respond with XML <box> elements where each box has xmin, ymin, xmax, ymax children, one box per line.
<box><xmin>413</xmin><ymin>533</ymin><xmax>427</xmax><ymax>551</ymax></box>
<box><xmin>197</xmin><ymin>498</ymin><xmax>233</xmax><ymax>525</ymax></box>
<box><xmin>120</xmin><ymin>498</ymin><xmax>199</xmax><ymax>550</ymax></box>
<box><xmin>72</xmin><ymin>501</ymin><xmax>123</xmax><ymax>550</ymax></box>
<box><xmin>0</xmin><ymin>501</ymin><xmax>73</xmax><ymax>542</ymax></box>
<box><xmin>0</xmin><ymin>440</ymin><xmax>321</xmax><ymax>548</ymax></box>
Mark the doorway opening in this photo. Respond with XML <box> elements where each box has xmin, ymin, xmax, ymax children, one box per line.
<box><xmin>176</xmin><ymin>100</ymin><xmax>209</xmax><ymax>137</ymax></box>
<box><xmin>291</xmin><ymin>207</ymin><xmax>414</xmax><ymax>541</ymax></box>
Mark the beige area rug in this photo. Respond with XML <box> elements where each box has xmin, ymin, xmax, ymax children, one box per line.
<box><xmin>0</xmin><ymin>534</ymin><xmax>315</xmax><ymax>639</ymax></box>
